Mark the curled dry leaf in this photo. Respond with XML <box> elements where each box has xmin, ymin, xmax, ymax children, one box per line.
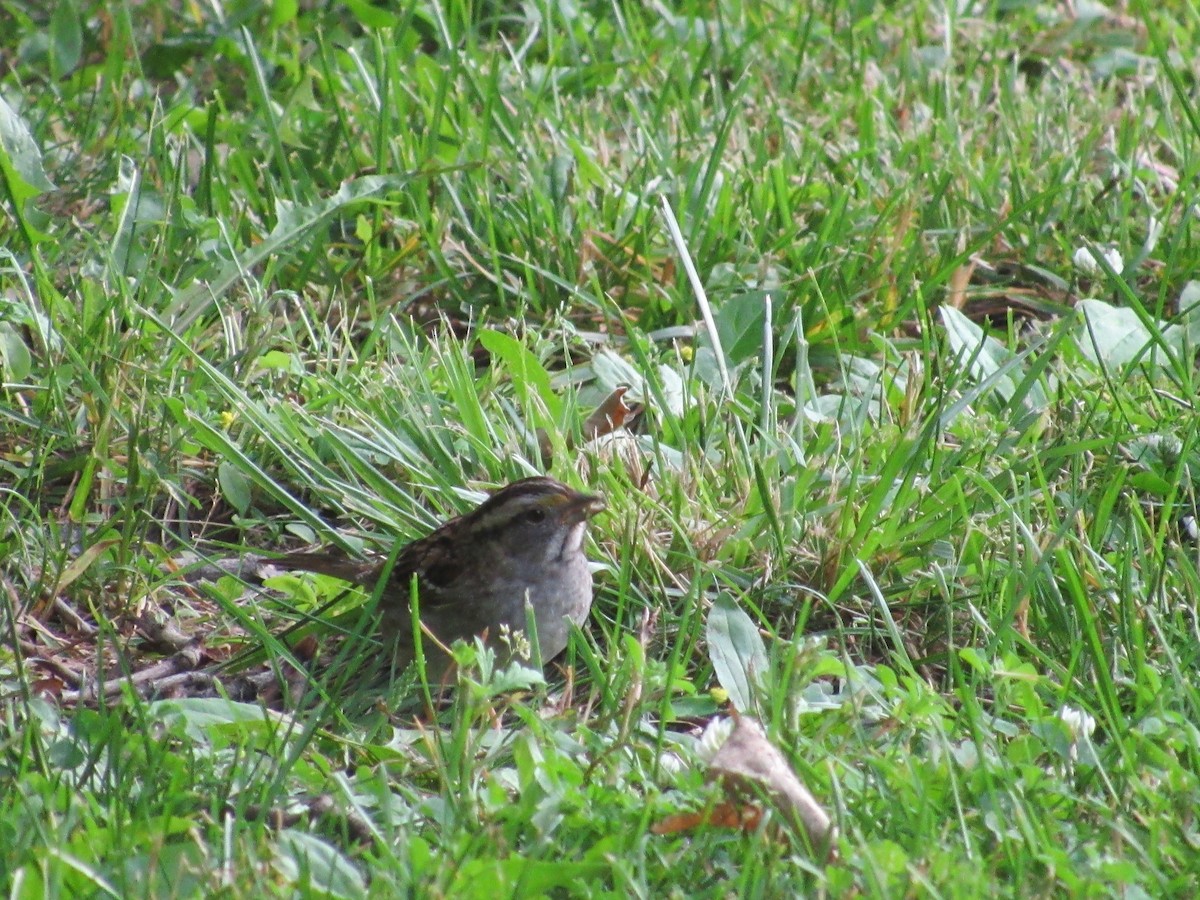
<box><xmin>538</xmin><ymin>385</ymin><xmax>645</xmax><ymax>470</ymax></box>
<box><xmin>653</xmin><ymin>714</ymin><xmax>836</xmax><ymax>854</ymax></box>
<box><xmin>580</xmin><ymin>385</ymin><xmax>635</xmax><ymax>441</ymax></box>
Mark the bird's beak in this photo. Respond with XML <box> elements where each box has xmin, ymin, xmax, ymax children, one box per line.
<box><xmin>563</xmin><ymin>492</ymin><xmax>605</xmax><ymax>524</ymax></box>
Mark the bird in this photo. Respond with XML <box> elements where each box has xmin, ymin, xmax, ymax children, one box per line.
<box><xmin>276</xmin><ymin>476</ymin><xmax>605</xmax><ymax>684</ymax></box>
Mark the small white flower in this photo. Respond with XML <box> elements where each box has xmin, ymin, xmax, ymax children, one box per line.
<box><xmin>1058</xmin><ymin>705</ymin><xmax>1096</xmax><ymax>744</ymax></box>
<box><xmin>1073</xmin><ymin>245</ymin><xmax>1124</xmax><ymax>275</ymax></box>
<box><xmin>1055</xmin><ymin>705</ymin><xmax>1097</xmax><ymax>763</ymax></box>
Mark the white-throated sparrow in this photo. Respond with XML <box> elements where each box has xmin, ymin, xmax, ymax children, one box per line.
<box><xmin>278</xmin><ymin>476</ymin><xmax>605</xmax><ymax>683</ymax></box>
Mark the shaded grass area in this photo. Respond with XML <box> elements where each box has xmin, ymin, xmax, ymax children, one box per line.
<box><xmin>2</xmin><ymin>0</ymin><xmax>1200</xmax><ymax>895</ymax></box>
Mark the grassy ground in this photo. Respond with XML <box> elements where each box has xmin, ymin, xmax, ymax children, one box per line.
<box><xmin>2</xmin><ymin>0</ymin><xmax>1199</xmax><ymax>895</ymax></box>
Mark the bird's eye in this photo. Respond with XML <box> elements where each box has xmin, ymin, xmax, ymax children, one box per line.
<box><xmin>523</xmin><ymin>507</ymin><xmax>547</xmax><ymax>524</ymax></box>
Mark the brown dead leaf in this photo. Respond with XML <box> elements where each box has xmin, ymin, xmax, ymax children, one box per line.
<box><xmin>653</xmin><ymin>714</ymin><xmax>836</xmax><ymax>854</ymax></box>
<box><xmin>708</xmin><ymin>714</ymin><xmax>835</xmax><ymax>851</ymax></box>
<box><xmin>31</xmin><ymin>676</ymin><xmax>65</xmax><ymax>700</ymax></box>
<box><xmin>581</xmin><ymin>386</ymin><xmax>634</xmax><ymax>441</ymax></box>
<box><xmin>651</xmin><ymin>801</ymin><xmax>764</xmax><ymax>835</ymax></box>
<box><xmin>539</xmin><ymin>385</ymin><xmax>644</xmax><ymax>467</ymax></box>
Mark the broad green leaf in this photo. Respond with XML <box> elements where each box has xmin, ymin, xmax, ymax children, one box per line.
<box><xmin>256</xmin><ymin>349</ymin><xmax>303</xmax><ymax>374</ymax></box>
<box><xmin>713</xmin><ymin>290</ymin><xmax>775</xmax><ymax>367</ymax></box>
<box><xmin>50</xmin><ymin>0</ymin><xmax>83</xmax><ymax>74</ymax></box>
<box><xmin>940</xmin><ymin>306</ymin><xmax>1019</xmax><ymax>399</ymax></box>
<box><xmin>0</xmin><ymin>322</ymin><xmax>31</xmax><ymax>380</ymax></box>
<box><xmin>342</xmin><ymin>0</ymin><xmax>402</xmax><ymax>28</ymax></box>
<box><xmin>940</xmin><ymin>306</ymin><xmax>1048</xmax><ymax>410</ymax></box>
<box><xmin>706</xmin><ymin>593</ymin><xmax>768</xmax><ymax>713</ymax></box>
<box><xmin>146</xmin><ymin>698</ymin><xmax>275</xmax><ymax>743</ymax></box>
<box><xmin>477</xmin><ymin>329</ymin><xmax>562</xmax><ymax>417</ymax></box>
<box><xmin>270</xmin><ymin>0</ymin><xmax>299</xmax><ymax>26</ymax></box>
<box><xmin>274</xmin><ymin>830</ymin><xmax>366</xmax><ymax>898</ymax></box>
<box><xmin>218</xmin><ymin>459</ymin><xmax>252</xmax><ymax>515</ymax></box>
<box><xmin>0</xmin><ymin>94</ymin><xmax>55</xmax><ymax>195</ymax></box>
<box><xmin>1075</xmin><ymin>298</ymin><xmax>1163</xmax><ymax>368</ymax></box>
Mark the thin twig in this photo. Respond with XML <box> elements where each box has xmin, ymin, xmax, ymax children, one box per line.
<box><xmin>63</xmin><ymin>643</ymin><xmax>207</xmax><ymax>704</ymax></box>
<box><xmin>53</xmin><ymin>596</ymin><xmax>95</xmax><ymax>635</ymax></box>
